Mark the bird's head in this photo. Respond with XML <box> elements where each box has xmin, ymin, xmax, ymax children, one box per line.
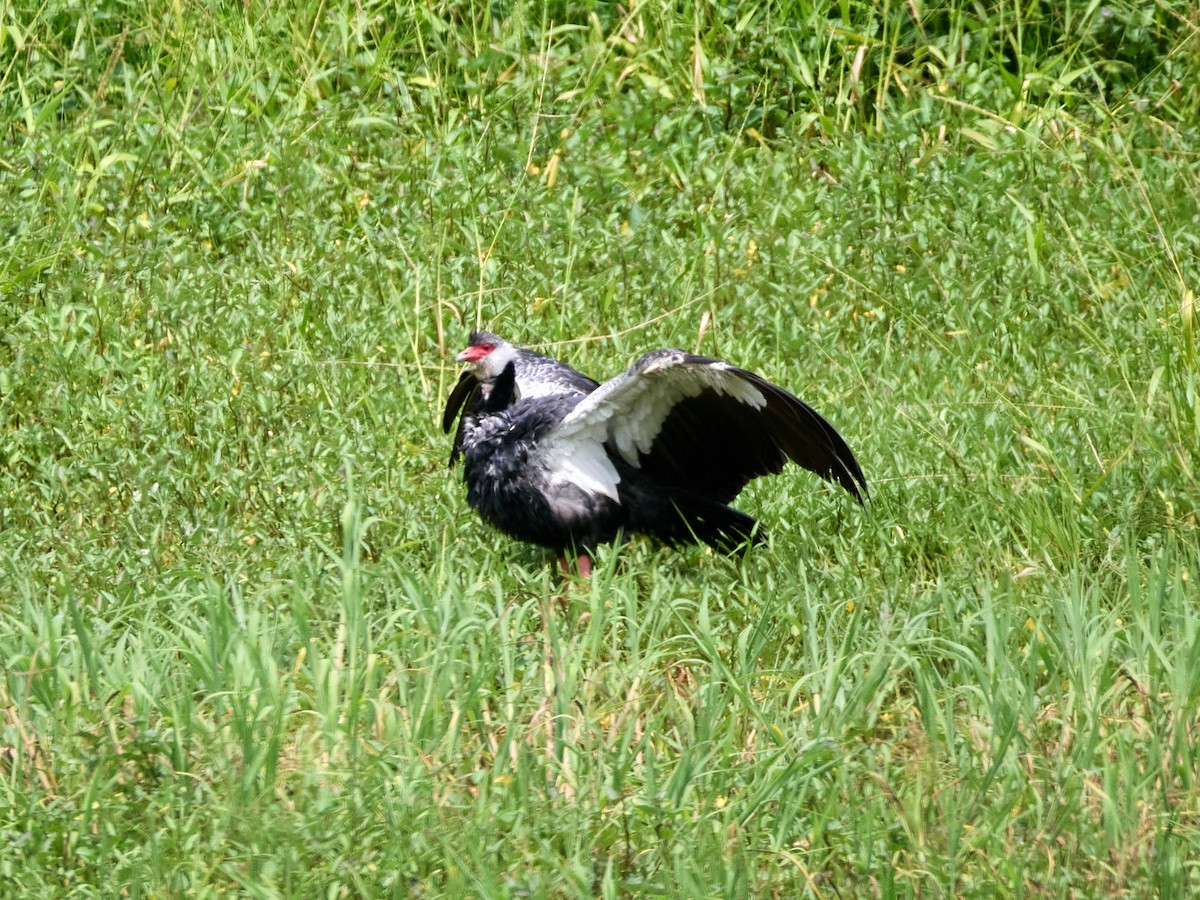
<box><xmin>457</xmin><ymin>331</ymin><xmax>518</xmax><ymax>381</ymax></box>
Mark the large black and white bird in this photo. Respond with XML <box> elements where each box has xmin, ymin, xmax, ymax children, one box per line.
<box><xmin>443</xmin><ymin>330</ymin><xmax>866</xmax><ymax>574</ymax></box>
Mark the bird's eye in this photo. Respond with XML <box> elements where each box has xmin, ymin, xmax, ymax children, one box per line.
<box><xmin>478</xmin><ymin>343</ymin><xmax>495</xmax><ymax>354</ymax></box>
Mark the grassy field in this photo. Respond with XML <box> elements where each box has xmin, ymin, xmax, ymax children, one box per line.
<box><xmin>3</xmin><ymin>0</ymin><xmax>1199</xmax><ymax>895</ymax></box>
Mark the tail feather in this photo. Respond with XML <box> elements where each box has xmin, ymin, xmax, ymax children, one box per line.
<box><xmin>638</xmin><ymin>492</ymin><xmax>763</xmax><ymax>552</ymax></box>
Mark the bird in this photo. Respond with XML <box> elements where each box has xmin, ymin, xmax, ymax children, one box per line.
<box><xmin>443</xmin><ymin>330</ymin><xmax>867</xmax><ymax>575</ymax></box>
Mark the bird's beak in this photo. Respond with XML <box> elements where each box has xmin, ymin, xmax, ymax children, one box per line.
<box><xmin>457</xmin><ymin>346</ymin><xmax>488</xmax><ymax>363</ymax></box>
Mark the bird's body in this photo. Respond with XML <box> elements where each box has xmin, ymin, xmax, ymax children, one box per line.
<box><xmin>443</xmin><ymin>331</ymin><xmax>866</xmax><ymax>567</ymax></box>
<box><xmin>459</xmin><ymin>393</ymin><xmax>617</xmax><ymax>548</ymax></box>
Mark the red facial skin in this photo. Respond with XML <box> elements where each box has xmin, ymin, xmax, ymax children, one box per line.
<box><xmin>458</xmin><ymin>342</ymin><xmax>495</xmax><ymax>362</ymax></box>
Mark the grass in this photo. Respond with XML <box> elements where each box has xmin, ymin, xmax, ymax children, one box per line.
<box><xmin>2</xmin><ymin>0</ymin><xmax>1199</xmax><ymax>895</ymax></box>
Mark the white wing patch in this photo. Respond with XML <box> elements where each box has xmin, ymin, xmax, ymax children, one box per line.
<box><xmin>546</xmin><ymin>352</ymin><xmax>769</xmax><ymax>472</ymax></box>
<box><xmin>547</xmin><ymin>439</ymin><xmax>621</xmax><ymax>501</ymax></box>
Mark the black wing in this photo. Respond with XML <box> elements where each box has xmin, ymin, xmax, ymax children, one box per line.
<box><xmin>545</xmin><ymin>350</ymin><xmax>867</xmax><ymax>504</ymax></box>
<box><xmin>443</xmin><ymin>371</ymin><xmax>480</xmax><ymax>467</ymax></box>
<box><xmin>443</xmin><ymin>370</ymin><xmax>480</xmax><ymax>434</ymax></box>
<box><xmin>442</xmin><ymin>363</ymin><xmax>520</xmax><ymax>466</ymax></box>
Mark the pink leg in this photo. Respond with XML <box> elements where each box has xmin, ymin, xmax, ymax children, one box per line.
<box><xmin>557</xmin><ymin>553</ymin><xmax>593</xmax><ymax>578</ymax></box>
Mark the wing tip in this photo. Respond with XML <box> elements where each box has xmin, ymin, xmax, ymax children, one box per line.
<box><xmin>754</xmin><ymin>374</ymin><xmax>868</xmax><ymax>504</ymax></box>
<box><xmin>839</xmin><ymin>465</ymin><xmax>869</xmax><ymax>504</ymax></box>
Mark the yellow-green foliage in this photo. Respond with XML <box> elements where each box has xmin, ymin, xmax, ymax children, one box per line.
<box><xmin>2</xmin><ymin>1</ymin><xmax>1197</xmax><ymax>895</ymax></box>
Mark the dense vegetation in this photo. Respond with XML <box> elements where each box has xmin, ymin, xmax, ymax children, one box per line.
<box><xmin>3</xmin><ymin>0</ymin><xmax>1198</xmax><ymax>894</ymax></box>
